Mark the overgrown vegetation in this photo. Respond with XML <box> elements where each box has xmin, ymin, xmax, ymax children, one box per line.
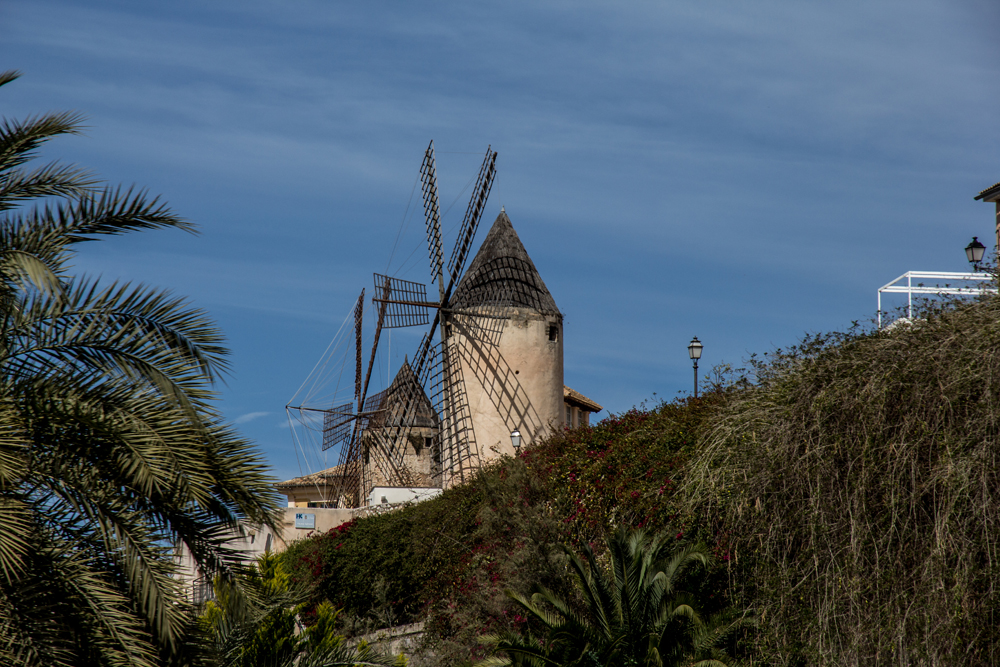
<box><xmin>200</xmin><ymin>553</ymin><xmax>398</xmax><ymax>667</ymax></box>
<box><xmin>286</xmin><ymin>295</ymin><xmax>1000</xmax><ymax>667</ymax></box>
<box><xmin>688</xmin><ymin>299</ymin><xmax>1000</xmax><ymax>665</ymax></box>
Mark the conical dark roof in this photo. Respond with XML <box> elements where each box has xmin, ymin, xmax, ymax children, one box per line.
<box><xmin>450</xmin><ymin>211</ymin><xmax>560</xmax><ymax>315</ymax></box>
<box><xmin>367</xmin><ymin>359</ymin><xmax>438</xmax><ymax>429</ymax></box>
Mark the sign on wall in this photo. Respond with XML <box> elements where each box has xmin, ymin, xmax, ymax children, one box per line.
<box><xmin>294</xmin><ymin>512</ymin><xmax>316</xmax><ymax>529</ymax></box>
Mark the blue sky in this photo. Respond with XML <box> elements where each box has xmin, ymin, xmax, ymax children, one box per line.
<box><xmin>3</xmin><ymin>0</ymin><xmax>999</xmax><ymax>482</ymax></box>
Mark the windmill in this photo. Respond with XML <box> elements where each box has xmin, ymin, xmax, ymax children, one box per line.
<box><xmin>297</xmin><ymin>141</ymin><xmax>564</xmax><ymax>508</ymax></box>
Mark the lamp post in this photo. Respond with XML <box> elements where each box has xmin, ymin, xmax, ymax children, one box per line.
<box><xmin>688</xmin><ymin>337</ymin><xmax>703</xmax><ymax>399</ymax></box>
<box><xmin>510</xmin><ymin>429</ymin><xmax>522</xmax><ymax>454</ymax></box>
<box><xmin>966</xmin><ymin>236</ymin><xmax>987</xmax><ymax>272</ymax></box>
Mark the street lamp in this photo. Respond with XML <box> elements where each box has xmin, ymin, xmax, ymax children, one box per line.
<box><xmin>688</xmin><ymin>337</ymin><xmax>703</xmax><ymax>399</ymax></box>
<box><xmin>966</xmin><ymin>236</ymin><xmax>987</xmax><ymax>272</ymax></box>
<box><xmin>510</xmin><ymin>429</ymin><xmax>522</xmax><ymax>453</ymax></box>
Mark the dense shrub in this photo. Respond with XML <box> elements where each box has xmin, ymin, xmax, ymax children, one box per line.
<box><xmin>283</xmin><ymin>481</ymin><xmax>483</xmax><ymax>629</ymax></box>
<box><xmin>526</xmin><ymin>396</ymin><xmax>722</xmax><ymax>546</ymax></box>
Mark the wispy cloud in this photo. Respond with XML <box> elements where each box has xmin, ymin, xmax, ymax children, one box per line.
<box><xmin>234</xmin><ymin>411</ymin><xmax>270</xmax><ymax>425</ymax></box>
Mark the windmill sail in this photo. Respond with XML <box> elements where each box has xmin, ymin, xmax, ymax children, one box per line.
<box><xmin>372</xmin><ymin>274</ymin><xmax>432</xmax><ymax>328</ymax></box>
<box><xmin>421</xmin><ymin>141</ymin><xmax>445</xmax><ymax>286</ymax></box>
<box><xmin>321</xmin><ymin>402</ymin><xmax>354</xmax><ymax>452</ymax></box>
<box><xmin>446</xmin><ymin>148</ymin><xmax>497</xmax><ymax>287</ymax></box>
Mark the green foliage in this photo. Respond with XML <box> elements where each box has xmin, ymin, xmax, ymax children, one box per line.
<box><xmin>200</xmin><ymin>553</ymin><xmax>398</xmax><ymax>667</ymax></box>
<box><xmin>689</xmin><ymin>297</ymin><xmax>1000</xmax><ymax>665</ymax></box>
<box><xmin>201</xmin><ymin>554</ymin><xmax>302</xmax><ymax>667</ymax></box>
<box><xmin>477</xmin><ymin>528</ymin><xmax>747</xmax><ymax>667</ymax></box>
<box><xmin>0</xmin><ymin>71</ymin><xmax>281</xmax><ymax>666</ymax></box>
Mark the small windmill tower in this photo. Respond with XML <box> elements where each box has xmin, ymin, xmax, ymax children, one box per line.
<box><xmin>446</xmin><ymin>209</ymin><xmax>564</xmax><ymax>478</ymax></box>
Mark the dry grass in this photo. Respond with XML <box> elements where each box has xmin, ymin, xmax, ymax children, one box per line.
<box><xmin>688</xmin><ymin>298</ymin><xmax>1000</xmax><ymax>665</ymax></box>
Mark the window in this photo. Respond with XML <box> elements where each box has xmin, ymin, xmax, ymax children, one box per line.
<box><xmin>566</xmin><ymin>405</ymin><xmax>572</xmax><ymax>425</ymax></box>
<box><xmin>548</xmin><ymin>324</ymin><xmax>559</xmax><ymax>342</ymax></box>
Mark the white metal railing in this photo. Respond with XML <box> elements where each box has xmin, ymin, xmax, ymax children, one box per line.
<box><xmin>877</xmin><ymin>271</ymin><xmax>998</xmax><ymax>328</ymax></box>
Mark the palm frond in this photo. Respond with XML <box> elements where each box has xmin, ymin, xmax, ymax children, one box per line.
<box><xmin>0</xmin><ymin>110</ymin><xmax>86</xmax><ymax>177</ymax></box>
<box><xmin>476</xmin><ymin>631</ymin><xmax>563</xmax><ymax>667</ymax></box>
<box><xmin>0</xmin><ymin>71</ymin><xmax>20</xmax><ymax>88</ymax></box>
<box><xmin>64</xmin><ymin>184</ymin><xmax>196</xmax><ymax>237</ymax></box>
<box><xmin>0</xmin><ymin>247</ymin><xmax>63</xmax><ymax>294</ymax></box>
<box><xmin>0</xmin><ymin>161</ymin><xmax>97</xmax><ymax>213</ymax></box>
<box><xmin>487</xmin><ymin>531</ymin><xmax>739</xmax><ymax>667</ymax></box>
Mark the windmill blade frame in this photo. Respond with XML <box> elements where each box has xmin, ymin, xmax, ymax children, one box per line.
<box><xmin>421</xmin><ymin>140</ymin><xmax>445</xmax><ymax>289</ymax></box>
<box><xmin>446</xmin><ymin>147</ymin><xmax>497</xmax><ymax>291</ymax></box>
<box><xmin>321</xmin><ymin>402</ymin><xmax>354</xmax><ymax>452</ymax></box>
<box><xmin>448</xmin><ymin>274</ymin><xmax>515</xmax><ymax>348</ymax></box>
<box><xmin>371</xmin><ymin>273</ymin><xmax>434</xmax><ymax>328</ymax></box>
<box><xmin>354</xmin><ymin>289</ymin><xmax>364</xmax><ymax>404</ymax></box>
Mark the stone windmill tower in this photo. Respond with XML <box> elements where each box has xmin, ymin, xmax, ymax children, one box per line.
<box><xmin>447</xmin><ymin>209</ymin><xmax>564</xmax><ymax>470</ymax></box>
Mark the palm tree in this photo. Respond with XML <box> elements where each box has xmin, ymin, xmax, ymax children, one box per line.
<box><xmin>478</xmin><ymin>528</ymin><xmax>748</xmax><ymax>667</ymax></box>
<box><xmin>0</xmin><ymin>71</ymin><xmax>282</xmax><ymax>666</ymax></box>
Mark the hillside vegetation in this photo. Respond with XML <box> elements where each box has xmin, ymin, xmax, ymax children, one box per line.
<box><xmin>284</xmin><ymin>296</ymin><xmax>1000</xmax><ymax>666</ymax></box>
<box><xmin>690</xmin><ymin>298</ymin><xmax>1000</xmax><ymax>665</ymax></box>
<box><xmin>284</xmin><ymin>399</ymin><xmax>723</xmax><ymax>665</ymax></box>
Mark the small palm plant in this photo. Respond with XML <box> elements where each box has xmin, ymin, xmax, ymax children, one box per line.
<box><xmin>478</xmin><ymin>528</ymin><xmax>749</xmax><ymax>667</ymax></box>
<box><xmin>202</xmin><ymin>553</ymin><xmax>399</xmax><ymax>667</ymax></box>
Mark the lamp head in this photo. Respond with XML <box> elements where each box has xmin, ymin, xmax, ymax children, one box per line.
<box><xmin>510</xmin><ymin>429</ymin><xmax>522</xmax><ymax>451</ymax></box>
<box><xmin>966</xmin><ymin>237</ymin><xmax>986</xmax><ymax>266</ymax></box>
<box><xmin>688</xmin><ymin>336</ymin><xmax>703</xmax><ymax>360</ymax></box>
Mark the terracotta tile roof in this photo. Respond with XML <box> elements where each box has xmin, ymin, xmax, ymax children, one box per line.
<box><xmin>564</xmin><ymin>385</ymin><xmax>602</xmax><ymax>413</ymax></box>
<box><xmin>275</xmin><ymin>462</ymin><xmax>358</xmax><ymax>489</ymax></box>
<box><xmin>974</xmin><ymin>181</ymin><xmax>1000</xmax><ymax>201</ymax></box>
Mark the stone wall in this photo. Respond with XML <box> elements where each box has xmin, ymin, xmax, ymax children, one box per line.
<box><xmin>355</xmin><ymin>622</ymin><xmax>426</xmax><ymax>659</ymax></box>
